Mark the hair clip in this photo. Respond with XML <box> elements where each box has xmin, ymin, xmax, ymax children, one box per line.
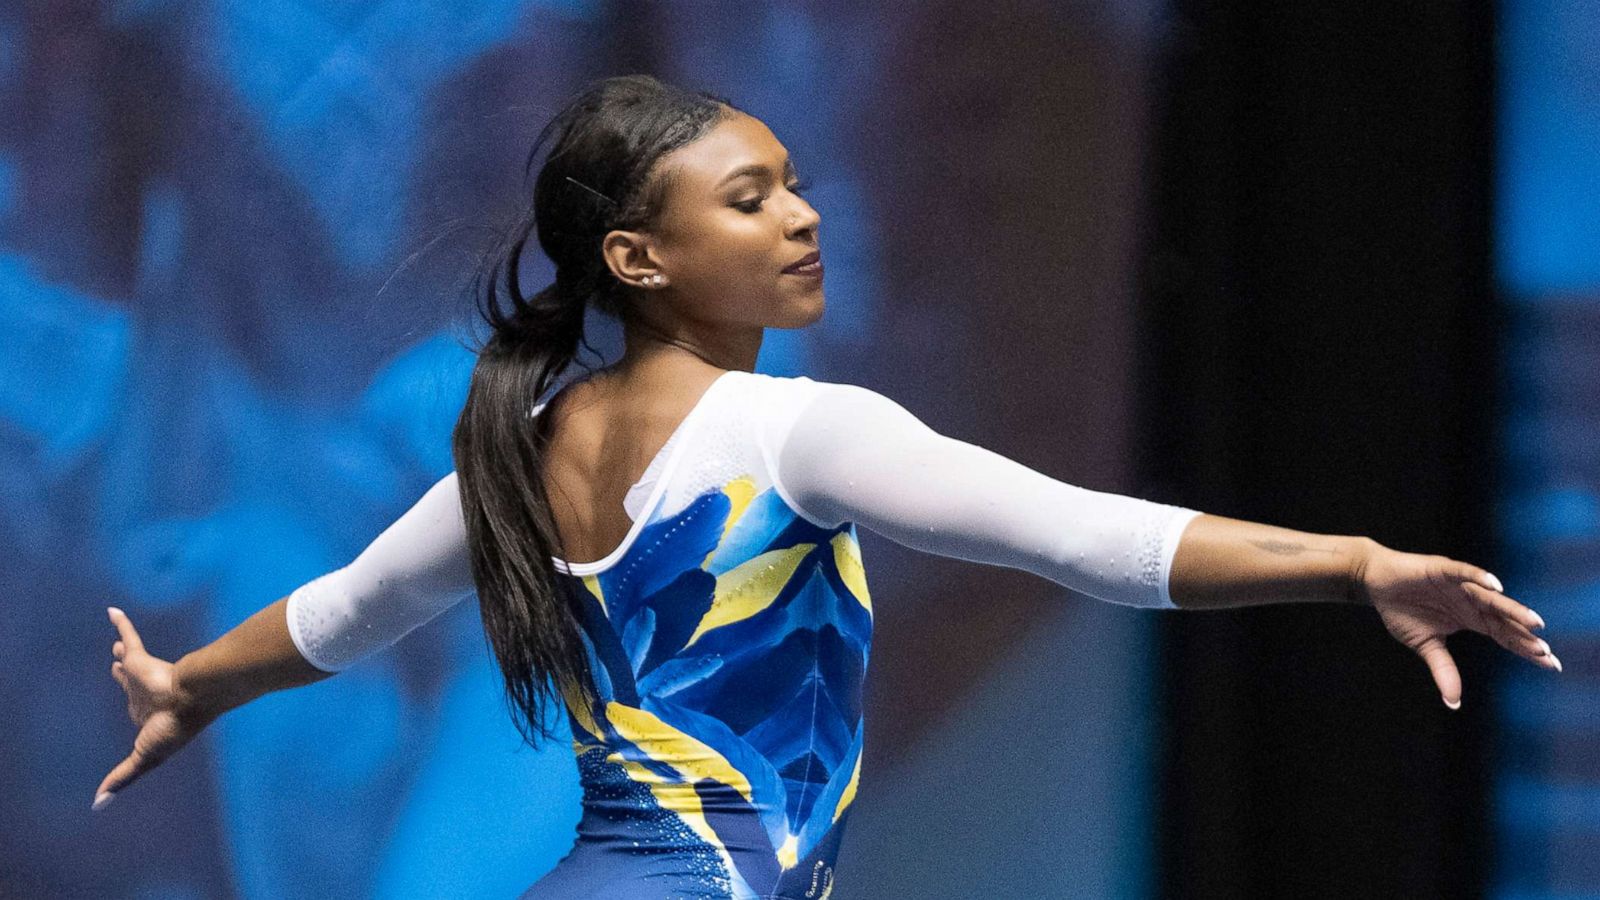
<box><xmin>564</xmin><ymin>175</ymin><xmax>618</xmax><ymax>208</ymax></box>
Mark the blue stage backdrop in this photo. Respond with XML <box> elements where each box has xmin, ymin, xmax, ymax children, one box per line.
<box><xmin>3</xmin><ymin>2</ymin><xmax>1172</xmax><ymax>897</ymax></box>
<box><xmin>1495</xmin><ymin>1</ymin><xmax>1600</xmax><ymax>897</ymax></box>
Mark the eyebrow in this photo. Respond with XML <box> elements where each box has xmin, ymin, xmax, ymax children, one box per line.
<box><xmin>716</xmin><ymin>157</ymin><xmax>797</xmax><ymax>188</ymax></box>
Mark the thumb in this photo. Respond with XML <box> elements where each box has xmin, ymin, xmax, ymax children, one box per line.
<box><xmin>1415</xmin><ymin>635</ymin><xmax>1462</xmax><ymax>710</ymax></box>
<box><xmin>108</xmin><ymin>607</ymin><xmax>146</xmax><ymax>656</ymax></box>
<box><xmin>94</xmin><ymin>748</ymin><xmax>155</xmax><ymax>812</ymax></box>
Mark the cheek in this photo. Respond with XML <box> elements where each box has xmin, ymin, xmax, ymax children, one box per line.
<box><xmin>676</xmin><ymin>217</ymin><xmax>776</xmax><ymax>279</ymax></box>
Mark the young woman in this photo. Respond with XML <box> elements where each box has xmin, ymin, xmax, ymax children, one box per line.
<box><xmin>98</xmin><ymin>75</ymin><xmax>1558</xmax><ymax>899</ymax></box>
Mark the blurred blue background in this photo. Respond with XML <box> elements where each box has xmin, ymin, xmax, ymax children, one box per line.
<box><xmin>8</xmin><ymin>1</ymin><xmax>1597</xmax><ymax>897</ymax></box>
<box><xmin>1494</xmin><ymin>0</ymin><xmax>1600</xmax><ymax>896</ymax></box>
<box><xmin>4</xmin><ymin>1</ymin><xmax>1176</xmax><ymax>897</ymax></box>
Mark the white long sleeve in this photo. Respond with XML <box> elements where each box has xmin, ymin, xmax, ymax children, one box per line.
<box><xmin>285</xmin><ymin>472</ymin><xmax>475</xmax><ymax>672</ymax></box>
<box><xmin>283</xmin><ymin>373</ymin><xmax>1202</xmax><ymax>674</ymax></box>
<box><xmin>763</xmin><ymin>381</ymin><xmax>1201</xmax><ymax>609</ymax></box>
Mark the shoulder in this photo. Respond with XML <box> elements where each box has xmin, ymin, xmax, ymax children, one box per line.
<box><xmin>721</xmin><ymin>371</ymin><xmax>882</xmax><ymax>430</ymax></box>
<box><xmin>723</xmin><ymin>370</ymin><xmax>886</xmax><ymax>410</ymax></box>
<box><xmin>722</xmin><ymin>372</ymin><xmax>916</xmax><ymax>455</ymax></box>
<box><xmin>722</xmin><ymin>369</ymin><xmax>822</xmax><ymax>397</ymax></box>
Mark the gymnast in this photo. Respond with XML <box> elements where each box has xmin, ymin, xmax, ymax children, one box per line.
<box><xmin>97</xmin><ymin>74</ymin><xmax>1558</xmax><ymax>899</ymax></box>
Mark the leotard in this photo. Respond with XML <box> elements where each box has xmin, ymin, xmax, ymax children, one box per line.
<box><xmin>285</xmin><ymin>370</ymin><xmax>1201</xmax><ymax>899</ymax></box>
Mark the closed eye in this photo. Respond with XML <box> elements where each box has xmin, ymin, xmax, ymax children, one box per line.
<box><xmin>732</xmin><ymin>179</ymin><xmax>812</xmax><ymax>214</ymax></box>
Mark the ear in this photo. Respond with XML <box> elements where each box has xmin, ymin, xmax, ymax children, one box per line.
<box><xmin>601</xmin><ymin>230</ymin><xmax>664</xmax><ymax>289</ymax></box>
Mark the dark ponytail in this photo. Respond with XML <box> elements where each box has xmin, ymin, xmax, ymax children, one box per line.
<box><xmin>452</xmin><ymin>75</ymin><xmax>737</xmax><ymax>749</ymax></box>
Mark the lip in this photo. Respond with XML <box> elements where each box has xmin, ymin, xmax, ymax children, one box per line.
<box><xmin>783</xmin><ymin>249</ymin><xmax>823</xmax><ymax>276</ymax></box>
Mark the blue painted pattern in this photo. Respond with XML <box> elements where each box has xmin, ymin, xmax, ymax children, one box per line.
<box><xmin>523</xmin><ymin>478</ymin><xmax>872</xmax><ymax>899</ymax></box>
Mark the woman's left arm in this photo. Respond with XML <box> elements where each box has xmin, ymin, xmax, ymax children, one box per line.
<box><xmin>1170</xmin><ymin>513</ymin><xmax>1558</xmax><ymax>706</ymax></box>
<box><xmin>765</xmin><ymin>380</ymin><xmax>1558</xmax><ymax>710</ymax></box>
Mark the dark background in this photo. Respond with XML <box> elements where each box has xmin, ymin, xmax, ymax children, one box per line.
<box><xmin>1142</xmin><ymin>5</ymin><xmax>1502</xmax><ymax>898</ymax></box>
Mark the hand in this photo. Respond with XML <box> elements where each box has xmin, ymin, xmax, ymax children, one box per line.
<box><xmin>1353</xmin><ymin>542</ymin><xmax>1558</xmax><ymax>711</ymax></box>
<box><xmin>96</xmin><ymin>607</ymin><xmax>213</xmax><ymax>811</ymax></box>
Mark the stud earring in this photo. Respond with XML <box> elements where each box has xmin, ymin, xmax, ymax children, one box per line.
<box><xmin>647</xmin><ymin>274</ymin><xmax>664</xmax><ymax>287</ymax></box>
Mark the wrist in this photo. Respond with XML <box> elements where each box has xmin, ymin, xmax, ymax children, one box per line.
<box><xmin>171</xmin><ymin>652</ymin><xmax>228</xmax><ymax>725</ymax></box>
<box><xmin>1345</xmin><ymin>536</ymin><xmax>1380</xmax><ymax>606</ymax></box>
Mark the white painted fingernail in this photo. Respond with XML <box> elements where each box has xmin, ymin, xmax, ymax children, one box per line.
<box><xmin>1485</xmin><ymin>573</ymin><xmax>1504</xmax><ymax>593</ymax></box>
<box><xmin>1551</xmin><ymin>654</ymin><xmax>1563</xmax><ymax>673</ymax></box>
<box><xmin>92</xmin><ymin>791</ymin><xmax>116</xmax><ymax>811</ymax></box>
<box><xmin>1445</xmin><ymin>697</ymin><xmax>1461</xmax><ymax>710</ymax></box>
<box><xmin>1538</xmin><ymin>640</ymin><xmax>1551</xmax><ymax>656</ymax></box>
<box><xmin>1532</xmin><ymin>611</ymin><xmax>1546</xmax><ymax>630</ymax></box>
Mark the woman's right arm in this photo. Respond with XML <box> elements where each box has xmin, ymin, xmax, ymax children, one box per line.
<box><xmin>97</xmin><ymin>472</ymin><xmax>475</xmax><ymax>810</ymax></box>
<box><xmin>171</xmin><ymin>596</ymin><xmax>334</xmax><ymax>720</ymax></box>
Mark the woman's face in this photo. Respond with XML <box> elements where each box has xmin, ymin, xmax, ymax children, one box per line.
<box><xmin>636</xmin><ymin>111</ymin><xmax>824</xmax><ymax>330</ymax></box>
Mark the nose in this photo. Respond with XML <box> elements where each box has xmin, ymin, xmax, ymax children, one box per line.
<box><xmin>786</xmin><ymin>195</ymin><xmax>820</xmax><ymax>240</ymax></box>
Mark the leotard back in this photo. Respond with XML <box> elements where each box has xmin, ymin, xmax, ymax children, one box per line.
<box><xmin>526</xmin><ymin>369</ymin><xmax>866</xmax><ymax>899</ymax></box>
<box><xmin>285</xmin><ymin>369</ymin><xmax>1201</xmax><ymax>899</ymax></box>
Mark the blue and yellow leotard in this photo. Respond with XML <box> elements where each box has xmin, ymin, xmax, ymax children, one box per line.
<box><xmin>286</xmin><ymin>369</ymin><xmax>1200</xmax><ymax>899</ymax></box>
<box><xmin>529</xmin><ymin>480</ymin><xmax>869</xmax><ymax>898</ymax></box>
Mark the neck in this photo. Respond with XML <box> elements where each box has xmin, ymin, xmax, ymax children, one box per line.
<box><xmin>617</xmin><ymin>308</ymin><xmax>763</xmax><ymax>375</ymax></box>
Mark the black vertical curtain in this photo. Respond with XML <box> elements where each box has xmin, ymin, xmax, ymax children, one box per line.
<box><xmin>1141</xmin><ymin>5</ymin><xmax>1502</xmax><ymax>898</ymax></box>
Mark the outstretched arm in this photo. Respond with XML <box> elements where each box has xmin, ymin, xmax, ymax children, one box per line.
<box><xmin>766</xmin><ymin>381</ymin><xmax>1557</xmax><ymax>707</ymax></box>
<box><xmin>99</xmin><ymin>472</ymin><xmax>475</xmax><ymax>810</ymax></box>
<box><xmin>767</xmin><ymin>381</ymin><xmax>1203</xmax><ymax>609</ymax></box>
<box><xmin>1167</xmin><ymin>513</ymin><xmax>1557</xmax><ymax>706</ymax></box>
<box><xmin>276</xmin><ymin>471</ymin><xmax>476</xmax><ymax>674</ymax></box>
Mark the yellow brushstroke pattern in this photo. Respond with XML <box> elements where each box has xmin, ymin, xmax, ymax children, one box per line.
<box><xmin>684</xmin><ymin>544</ymin><xmax>816</xmax><ymax>648</ymax></box>
<box><xmin>830</xmin><ymin>532</ymin><xmax>872</xmax><ymax>616</ymax></box>
<box><xmin>560</xmin><ymin>679</ymin><xmax>604</xmax><ymax>743</ymax></box>
<box><xmin>703</xmin><ymin>475</ymin><xmax>758</xmax><ymax>568</ymax></box>
<box><xmin>602</xmin><ymin>702</ymin><xmax>785</xmax><ymax>889</ymax></box>
<box><xmin>581</xmin><ymin>574</ymin><xmax>606</xmax><ymax>616</ymax></box>
<box><xmin>605</xmin><ymin>751</ymin><xmax>744</xmax><ymax>888</ymax></box>
<box><xmin>777</xmin><ymin>833</ymin><xmax>800</xmax><ymax>870</ymax></box>
<box><xmin>604</xmin><ymin>702</ymin><xmax>755</xmax><ymax>804</ymax></box>
<box><xmin>831</xmin><ymin>751</ymin><xmax>862</xmax><ymax>824</ymax></box>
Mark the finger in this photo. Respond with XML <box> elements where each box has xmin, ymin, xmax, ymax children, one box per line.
<box><xmin>1414</xmin><ymin>635</ymin><xmax>1462</xmax><ymax>710</ymax></box>
<box><xmin>107</xmin><ymin>607</ymin><xmax>145</xmax><ymax>655</ymax></box>
<box><xmin>112</xmin><ymin>640</ymin><xmax>125</xmax><ymax>660</ymax></box>
<box><xmin>1456</xmin><ymin>574</ymin><xmax>1544</xmax><ymax>631</ymax></box>
<box><xmin>1459</xmin><ymin>583</ymin><xmax>1560</xmax><ymax>669</ymax></box>
<box><xmin>1466</xmin><ymin>605</ymin><xmax>1559</xmax><ymax>669</ymax></box>
<box><xmin>111</xmin><ymin>660</ymin><xmax>128</xmax><ymax>690</ymax></box>
<box><xmin>1501</xmin><ymin>625</ymin><xmax>1554</xmax><ymax>663</ymax></box>
<box><xmin>95</xmin><ymin>747</ymin><xmax>156</xmax><ymax>809</ymax></box>
<box><xmin>1462</xmin><ymin>583</ymin><xmax>1541</xmax><ymax>643</ymax></box>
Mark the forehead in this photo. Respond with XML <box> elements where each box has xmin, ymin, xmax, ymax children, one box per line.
<box><xmin>658</xmin><ymin>113</ymin><xmax>791</xmax><ymax>191</ymax></box>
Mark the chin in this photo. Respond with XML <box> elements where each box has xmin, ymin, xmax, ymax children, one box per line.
<box><xmin>789</xmin><ymin>295</ymin><xmax>825</xmax><ymax>328</ymax></box>
<box><xmin>763</xmin><ymin>291</ymin><xmax>824</xmax><ymax>329</ymax></box>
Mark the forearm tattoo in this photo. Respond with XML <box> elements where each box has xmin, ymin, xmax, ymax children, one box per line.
<box><xmin>1249</xmin><ymin>539</ymin><xmax>1339</xmax><ymax>557</ymax></box>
